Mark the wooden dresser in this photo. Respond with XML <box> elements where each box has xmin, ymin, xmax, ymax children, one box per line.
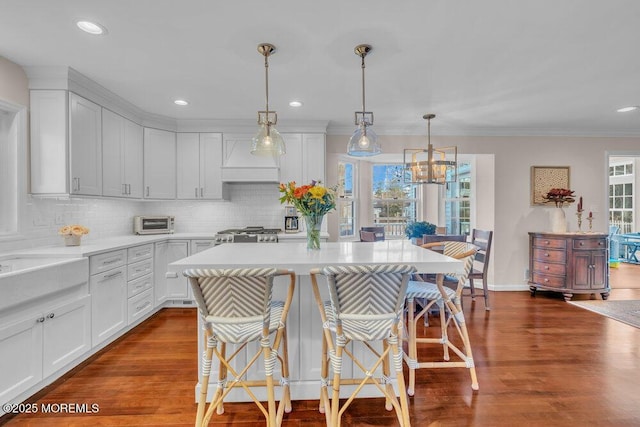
<box><xmin>528</xmin><ymin>232</ymin><xmax>610</xmax><ymax>301</ymax></box>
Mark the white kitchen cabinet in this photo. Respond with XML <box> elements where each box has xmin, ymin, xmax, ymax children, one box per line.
<box><xmin>90</xmin><ymin>250</ymin><xmax>128</xmax><ymax>347</ymax></box>
<box><xmin>69</xmin><ymin>93</ymin><xmax>103</xmax><ymax>196</ymax></box>
<box><xmin>0</xmin><ymin>294</ymin><xmax>91</xmax><ymax>407</ymax></box>
<box><xmin>279</xmin><ymin>133</ymin><xmax>326</xmax><ymax>185</ymax></box>
<box><xmin>154</xmin><ymin>240</ymin><xmax>190</xmax><ymax>305</ymax></box>
<box><xmin>177</xmin><ymin>133</ymin><xmax>225</xmax><ymax>199</ymax></box>
<box><xmin>30</xmin><ymin>91</ymin><xmax>102</xmax><ymax>195</ymax></box>
<box><xmin>191</xmin><ymin>239</ymin><xmax>215</xmax><ymax>254</ymax></box>
<box><xmin>143</xmin><ymin>127</ymin><xmax>176</xmax><ymax>199</ymax></box>
<box><xmin>102</xmin><ymin>108</ymin><xmax>143</xmax><ymax>198</ymax></box>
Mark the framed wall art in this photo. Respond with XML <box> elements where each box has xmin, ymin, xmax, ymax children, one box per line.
<box><xmin>530</xmin><ymin>166</ymin><xmax>570</xmax><ymax>205</ymax></box>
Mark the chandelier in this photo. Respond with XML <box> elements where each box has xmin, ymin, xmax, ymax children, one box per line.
<box><xmin>347</xmin><ymin>44</ymin><xmax>381</xmax><ymax>156</ymax></box>
<box><xmin>404</xmin><ymin>114</ymin><xmax>457</xmax><ymax>184</ymax></box>
<box><xmin>251</xmin><ymin>43</ymin><xmax>285</xmax><ymax>156</ymax></box>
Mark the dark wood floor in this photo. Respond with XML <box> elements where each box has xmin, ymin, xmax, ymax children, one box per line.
<box><xmin>3</xmin><ymin>289</ymin><xmax>640</xmax><ymax>426</ymax></box>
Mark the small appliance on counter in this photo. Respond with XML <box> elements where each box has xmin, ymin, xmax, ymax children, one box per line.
<box><xmin>133</xmin><ymin>215</ymin><xmax>175</xmax><ymax>235</ymax></box>
<box><xmin>284</xmin><ymin>206</ymin><xmax>299</xmax><ymax>233</ymax></box>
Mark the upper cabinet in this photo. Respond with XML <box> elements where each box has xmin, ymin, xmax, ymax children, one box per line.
<box><xmin>102</xmin><ymin>108</ymin><xmax>143</xmax><ymax>198</ymax></box>
<box><xmin>177</xmin><ymin>133</ymin><xmax>226</xmax><ymax>200</ymax></box>
<box><xmin>30</xmin><ymin>91</ymin><xmax>102</xmax><ymax>195</ymax></box>
<box><xmin>143</xmin><ymin>128</ymin><xmax>176</xmax><ymax>199</ymax></box>
<box><xmin>279</xmin><ymin>133</ymin><xmax>326</xmax><ymax>185</ymax></box>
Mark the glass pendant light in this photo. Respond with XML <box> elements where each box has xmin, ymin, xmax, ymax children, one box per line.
<box><xmin>347</xmin><ymin>44</ymin><xmax>381</xmax><ymax>157</ymax></box>
<box><xmin>251</xmin><ymin>43</ymin><xmax>285</xmax><ymax>156</ymax></box>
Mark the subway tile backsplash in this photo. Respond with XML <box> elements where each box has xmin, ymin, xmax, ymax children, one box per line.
<box><xmin>1</xmin><ymin>183</ymin><xmax>285</xmax><ymax>252</ymax></box>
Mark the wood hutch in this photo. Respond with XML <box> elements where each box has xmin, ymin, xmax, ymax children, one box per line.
<box><xmin>528</xmin><ymin>232</ymin><xmax>610</xmax><ymax>301</ymax></box>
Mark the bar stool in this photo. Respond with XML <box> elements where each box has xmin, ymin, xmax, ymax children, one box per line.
<box><xmin>310</xmin><ymin>264</ymin><xmax>416</xmax><ymax>427</ymax></box>
<box><xmin>404</xmin><ymin>242</ymin><xmax>479</xmax><ymax>394</ymax></box>
<box><xmin>184</xmin><ymin>268</ymin><xmax>296</xmax><ymax>427</ymax></box>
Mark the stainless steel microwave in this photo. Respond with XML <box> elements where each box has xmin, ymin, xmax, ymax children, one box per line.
<box><xmin>133</xmin><ymin>215</ymin><xmax>175</xmax><ymax>235</ymax></box>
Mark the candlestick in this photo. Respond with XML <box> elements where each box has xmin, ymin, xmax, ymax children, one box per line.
<box><xmin>587</xmin><ymin>214</ymin><xmax>594</xmax><ymax>231</ymax></box>
<box><xmin>576</xmin><ymin>211</ymin><xmax>583</xmax><ymax>232</ymax></box>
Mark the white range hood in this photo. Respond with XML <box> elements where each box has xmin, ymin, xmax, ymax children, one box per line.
<box><xmin>221</xmin><ymin>134</ymin><xmax>280</xmax><ymax>183</ymax></box>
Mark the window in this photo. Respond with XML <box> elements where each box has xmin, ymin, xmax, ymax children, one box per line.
<box><xmin>610</xmin><ymin>163</ymin><xmax>633</xmax><ymax>176</ymax></box>
<box><xmin>609</xmin><ymin>182</ymin><xmax>633</xmax><ymax>233</ymax></box>
<box><xmin>443</xmin><ymin>162</ymin><xmax>472</xmax><ymax>235</ymax></box>
<box><xmin>372</xmin><ymin>164</ymin><xmax>418</xmax><ymax>238</ymax></box>
<box><xmin>337</xmin><ymin>161</ymin><xmax>356</xmax><ymax>237</ymax></box>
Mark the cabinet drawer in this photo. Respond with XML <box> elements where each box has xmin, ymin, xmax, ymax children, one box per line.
<box><xmin>127</xmin><ymin>259</ymin><xmax>154</xmax><ymax>282</ymax></box>
<box><xmin>127</xmin><ymin>244</ymin><xmax>153</xmax><ymax>263</ymax></box>
<box><xmin>532</xmin><ymin>237</ymin><xmax>566</xmax><ymax>249</ymax></box>
<box><xmin>573</xmin><ymin>238</ymin><xmax>607</xmax><ymax>250</ymax></box>
<box><xmin>128</xmin><ymin>288</ymin><xmax>154</xmax><ymax>325</ymax></box>
<box><xmin>532</xmin><ymin>248</ymin><xmax>566</xmax><ymax>263</ymax></box>
<box><xmin>127</xmin><ymin>274</ymin><xmax>153</xmax><ymax>298</ymax></box>
<box><xmin>90</xmin><ymin>250</ymin><xmax>126</xmax><ymax>275</ymax></box>
<box><xmin>531</xmin><ymin>273</ymin><xmax>565</xmax><ymax>288</ymax></box>
<box><xmin>532</xmin><ymin>260</ymin><xmax>566</xmax><ymax>276</ymax></box>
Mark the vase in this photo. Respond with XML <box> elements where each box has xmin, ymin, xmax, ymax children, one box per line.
<box><xmin>549</xmin><ymin>208</ymin><xmax>567</xmax><ymax>233</ymax></box>
<box><xmin>304</xmin><ymin>214</ymin><xmax>324</xmax><ymax>250</ymax></box>
<box><xmin>64</xmin><ymin>234</ymin><xmax>81</xmax><ymax>246</ymax></box>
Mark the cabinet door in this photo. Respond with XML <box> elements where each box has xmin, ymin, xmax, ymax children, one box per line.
<box><xmin>69</xmin><ymin>93</ymin><xmax>102</xmax><ymax>196</ymax></box>
<box><xmin>144</xmin><ymin>128</ymin><xmax>176</xmax><ymax>199</ymax></box>
<box><xmin>102</xmin><ymin>108</ymin><xmax>125</xmax><ymax>197</ymax></box>
<box><xmin>303</xmin><ymin>133</ymin><xmax>326</xmax><ymax>184</ymax></box>
<box><xmin>154</xmin><ymin>242</ymin><xmax>168</xmax><ymax>306</ymax></box>
<box><xmin>279</xmin><ymin>133</ymin><xmax>303</xmax><ymax>184</ymax></box>
<box><xmin>176</xmin><ymin>133</ymin><xmax>200</xmax><ymax>199</ymax></box>
<box><xmin>90</xmin><ymin>266</ymin><xmax>127</xmax><ymax>346</ymax></box>
<box><xmin>165</xmin><ymin>241</ymin><xmax>190</xmax><ymax>299</ymax></box>
<box><xmin>191</xmin><ymin>240</ymin><xmax>214</xmax><ymax>254</ymax></box>
<box><xmin>573</xmin><ymin>252</ymin><xmax>591</xmax><ymax>289</ymax></box>
<box><xmin>122</xmin><ymin>118</ymin><xmax>143</xmax><ymax>198</ymax></box>
<box><xmin>0</xmin><ymin>315</ymin><xmax>43</xmax><ymax>404</ymax></box>
<box><xmin>200</xmin><ymin>133</ymin><xmax>223</xmax><ymax>199</ymax></box>
<box><xmin>591</xmin><ymin>251</ymin><xmax>608</xmax><ymax>288</ymax></box>
<box><xmin>42</xmin><ymin>295</ymin><xmax>91</xmax><ymax>378</ymax></box>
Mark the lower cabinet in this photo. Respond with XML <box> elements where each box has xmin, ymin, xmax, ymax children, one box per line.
<box><xmin>126</xmin><ymin>244</ymin><xmax>154</xmax><ymax>324</ymax></box>
<box><xmin>154</xmin><ymin>240</ymin><xmax>190</xmax><ymax>305</ymax></box>
<box><xmin>90</xmin><ymin>250</ymin><xmax>128</xmax><ymax>346</ymax></box>
<box><xmin>0</xmin><ymin>294</ymin><xmax>91</xmax><ymax>407</ymax></box>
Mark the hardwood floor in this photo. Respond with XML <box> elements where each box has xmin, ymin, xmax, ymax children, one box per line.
<box><xmin>3</xmin><ymin>289</ymin><xmax>640</xmax><ymax>426</ymax></box>
<box><xmin>610</xmin><ymin>261</ymin><xmax>640</xmax><ymax>289</ymax></box>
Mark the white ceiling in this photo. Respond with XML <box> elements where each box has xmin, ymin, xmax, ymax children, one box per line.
<box><xmin>1</xmin><ymin>0</ymin><xmax>640</xmax><ymax>136</ymax></box>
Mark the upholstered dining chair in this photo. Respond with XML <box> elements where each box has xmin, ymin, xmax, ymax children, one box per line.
<box><xmin>184</xmin><ymin>268</ymin><xmax>296</xmax><ymax>427</ymax></box>
<box><xmin>310</xmin><ymin>264</ymin><xmax>416</xmax><ymax>427</ymax></box>
<box><xmin>360</xmin><ymin>226</ymin><xmax>385</xmax><ymax>241</ymax></box>
<box><xmin>404</xmin><ymin>241</ymin><xmax>479</xmax><ymax>394</ymax></box>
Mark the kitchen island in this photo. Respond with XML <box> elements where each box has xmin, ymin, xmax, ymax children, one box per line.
<box><xmin>169</xmin><ymin>240</ymin><xmax>463</xmax><ymax>402</ymax></box>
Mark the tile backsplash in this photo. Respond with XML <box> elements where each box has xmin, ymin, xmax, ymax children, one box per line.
<box><xmin>1</xmin><ymin>183</ymin><xmax>286</xmax><ymax>252</ymax></box>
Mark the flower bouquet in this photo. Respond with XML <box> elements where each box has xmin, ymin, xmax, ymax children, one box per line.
<box><xmin>59</xmin><ymin>224</ymin><xmax>90</xmax><ymax>246</ymax></box>
<box><xmin>279</xmin><ymin>181</ymin><xmax>336</xmax><ymax>249</ymax></box>
<box><xmin>542</xmin><ymin>188</ymin><xmax>575</xmax><ymax>208</ymax></box>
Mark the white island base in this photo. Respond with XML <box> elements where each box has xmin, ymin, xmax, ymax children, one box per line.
<box><xmin>168</xmin><ymin>240</ymin><xmax>463</xmax><ymax>402</ymax></box>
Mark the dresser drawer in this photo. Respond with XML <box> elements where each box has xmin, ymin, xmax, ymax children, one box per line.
<box><xmin>127</xmin><ymin>258</ymin><xmax>154</xmax><ymax>282</ymax></box>
<box><xmin>532</xmin><ymin>248</ymin><xmax>566</xmax><ymax>263</ymax></box>
<box><xmin>127</xmin><ymin>244</ymin><xmax>153</xmax><ymax>263</ymax></box>
<box><xmin>128</xmin><ymin>288</ymin><xmax>154</xmax><ymax>325</ymax></box>
<box><xmin>573</xmin><ymin>238</ymin><xmax>607</xmax><ymax>250</ymax></box>
<box><xmin>531</xmin><ymin>273</ymin><xmax>565</xmax><ymax>288</ymax></box>
<box><xmin>532</xmin><ymin>237</ymin><xmax>566</xmax><ymax>249</ymax></box>
<box><xmin>532</xmin><ymin>260</ymin><xmax>566</xmax><ymax>276</ymax></box>
<box><xmin>127</xmin><ymin>274</ymin><xmax>153</xmax><ymax>298</ymax></box>
<box><xmin>90</xmin><ymin>250</ymin><xmax>127</xmax><ymax>275</ymax></box>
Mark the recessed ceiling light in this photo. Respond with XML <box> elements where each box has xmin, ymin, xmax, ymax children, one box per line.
<box><xmin>289</xmin><ymin>101</ymin><xmax>303</xmax><ymax>107</ymax></box>
<box><xmin>617</xmin><ymin>106</ymin><xmax>638</xmax><ymax>113</ymax></box>
<box><xmin>76</xmin><ymin>20</ymin><xmax>107</xmax><ymax>35</ymax></box>
<box><xmin>174</xmin><ymin>99</ymin><xmax>189</xmax><ymax>106</ymax></box>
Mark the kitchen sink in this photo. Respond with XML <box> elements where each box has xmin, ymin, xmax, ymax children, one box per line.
<box><xmin>0</xmin><ymin>255</ymin><xmax>89</xmax><ymax>312</ymax></box>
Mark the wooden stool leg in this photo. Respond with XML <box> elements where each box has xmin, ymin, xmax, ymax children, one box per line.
<box><xmin>331</xmin><ymin>342</ymin><xmax>344</xmax><ymax>427</ymax></box>
<box><xmin>381</xmin><ymin>340</ymin><xmax>393</xmax><ymax>411</ymax></box>
<box><xmin>280</xmin><ymin>325</ymin><xmax>292</xmax><ymax>414</ymax></box>
<box><xmin>196</xmin><ymin>329</ymin><xmax>214</xmax><ymax>427</ymax></box>
<box><xmin>438</xmin><ymin>301</ymin><xmax>450</xmax><ymax>361</ymax></box>
<box><xmin>390</xmin><ymin>334</ymin><xmax>411</xmax><ymax>427</ymax></box>
<box><xmin>406</xmin><ymin>298</ymin><xmax>417</xmax><ymax>396</ymax></box>
<box><xmin>214</xmin><ymin>342</ymin><xmax>227</xmax><ymax>415</ymax></box>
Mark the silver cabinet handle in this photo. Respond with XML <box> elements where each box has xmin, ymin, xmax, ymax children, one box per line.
<box><xmin>195</xmin><ymin>187</ymin><xmax>198</xmax><ymax>198</ymax></box>
<box><xmin>136</xmin><ymin>301</ymin><xmax>151</xmax><ymax>312</ymax></box>
<box><xmin>165</xmin><ymin>271</ymin><xmax>179</xmax><ymax>279</ymax></box>
<box><xmin>122</xmin><ymin>183</ymin><xmax>127</xmax><ymax>195</ymax></box>
<box><xmin>200</xmin><ymin>187</ymin><xmax>203</xmax><ymax>197</ymax></box>
<box><xmin>127</xmin><ymin>184</ymin><xmax>131</xmax><ymax>195</ymax></box>
<box><xmin>146</xmin><ymin>186</ymin><xmax>150</xmax><ymax>197</ymax></box>
<box><xmin>103</xmin><ymin>258</ymin><xmax>122</xmax><ymax>265</ymax></box>
<box><xmin>104</xmin><ymin>271</ymin><xmax>123</xmax><ymax>279</ymax></box>
<box><xmin>36</xmin><ymin>317</ymin><xmax>45</xmax><ymax>323</ymax></box>
<box><xmin>46</xmin><ymin>313</ymin><xmax>55</xmax><ymax>319</ymax></box>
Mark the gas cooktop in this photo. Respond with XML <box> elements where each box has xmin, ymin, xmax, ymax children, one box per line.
<box><xmin>213</xmin><ymin>226</ymin><xmax>281</xmax><ymax>244</ymax></box>
<box><xmin>216</xmin><ymin>226</ymin><xmax>281</xmax><ymax>235</ymax></box>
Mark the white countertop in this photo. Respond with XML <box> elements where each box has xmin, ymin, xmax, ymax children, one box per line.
<box><xmin>169</xmin><ymin>240</ymin><xmax>463</xmax><ymax>276</ymax></box>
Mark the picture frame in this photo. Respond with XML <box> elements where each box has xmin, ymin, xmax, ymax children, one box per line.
<box><xmin>531</xmin><ymin>166</ymin><xmax>570</xmax><ymax>205</ymax></box>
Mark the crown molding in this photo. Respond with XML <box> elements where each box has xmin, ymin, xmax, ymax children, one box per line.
<box><xmin>176</xmin><ymin>119</ymin><xmax>328</xmax><ymax>134</ymax></box>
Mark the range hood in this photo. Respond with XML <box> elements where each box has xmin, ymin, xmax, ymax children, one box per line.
<box><xmin>221</xmin><ymin>135</ymin><xmax>280</xmax><ymax>183</ymax></box>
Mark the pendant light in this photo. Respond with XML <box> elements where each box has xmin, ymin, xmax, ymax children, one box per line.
<box><xmin>251</xmin><ymin>43</ymin><xmax>285</xmax><ymax>156</ymax></box>
<box><xmin>403</xmin><ymin>114</ymin><xmax>457</xmax><ymax>184</ymax></box>
<box><xmin>347</xmin><ymin>44</ymin><xmax>381</xmax><ymax>157</ymax></box>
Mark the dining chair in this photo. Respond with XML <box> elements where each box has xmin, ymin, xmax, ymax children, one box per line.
<box><xmin>310</xmin><ymin>264</ymin><xmax>416</xmax><ymax>427</ymax></box>
<box><xmin>467</xmin><ymin>229</ymin><xmax>493</xmax><ymax>310</ymax></box>
<box><xmin>184</xmin><ymin>267</ymin><xmax>296</xmax><ymax>427</ymax></box>
<box><xmin>404</xmin><ymin>241</ymin><xmax>479</xmax><ymax>394</ymax></box>
<box><xmin>360</xmin><ymin>226</ymin><xmax>385</xmax><ymax>241</ymax></box>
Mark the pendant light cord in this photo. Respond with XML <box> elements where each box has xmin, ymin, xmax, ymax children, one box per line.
<box><xmin>361</xmin><ymin>54</ymin><xmax>366</xmax><ymax>116</ymax></box>
<box><xmin>264</xmin><ymin>53</ymin><xmax>270</xmax><ymax>117</ymax></box>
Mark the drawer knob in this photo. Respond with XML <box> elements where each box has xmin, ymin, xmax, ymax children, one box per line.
<box><xmin>580</xmin><ymin>242</ymin><xmax>584</xmax><ymax>246</ymax></box>
<box><xmin>544</xmin><ymin>240</ymin><xmax>550</xmax><ymax>244</ymax></box>
<box><xmin>544</xmin><ymin>278</ymin><xmax>549</xmax><ymax>282</ymax></box>
<box><xmin>544</xmin><ymin>253</ymin><xmax>549</xmax><ymax>257</ymax></box>
<box><xmin>544</xmin><ymin>266</ymin><xmax>549</xmax><ymax>270</ymax></box>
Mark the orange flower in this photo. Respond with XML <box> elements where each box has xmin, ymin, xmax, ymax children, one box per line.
<box><xmin>58</xmin><ymin>225</ymin><xmax>71</xmax><ymax>235</ymax></box>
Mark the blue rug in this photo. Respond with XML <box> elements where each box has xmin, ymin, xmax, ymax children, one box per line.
<box><xmin>569</xmin><ymin>300</ymin><xmax>640</xmax><ymax>329</ymax></box>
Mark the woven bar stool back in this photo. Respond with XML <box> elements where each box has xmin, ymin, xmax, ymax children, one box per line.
<box><xmin>184</xmin><ymin>267</ymin><xmax>296</xmax><ymax>427</ymax></box>
<box><xmin>310</xmin><ymin>264</ymin><xmax>416</xmax><ymax>427</ymax></box>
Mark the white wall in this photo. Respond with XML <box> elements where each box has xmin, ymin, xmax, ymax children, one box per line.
<box><xmin>326</xmin><ymin>134</ymin><xmax>640</xmax><ymax>289</ymax></box>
